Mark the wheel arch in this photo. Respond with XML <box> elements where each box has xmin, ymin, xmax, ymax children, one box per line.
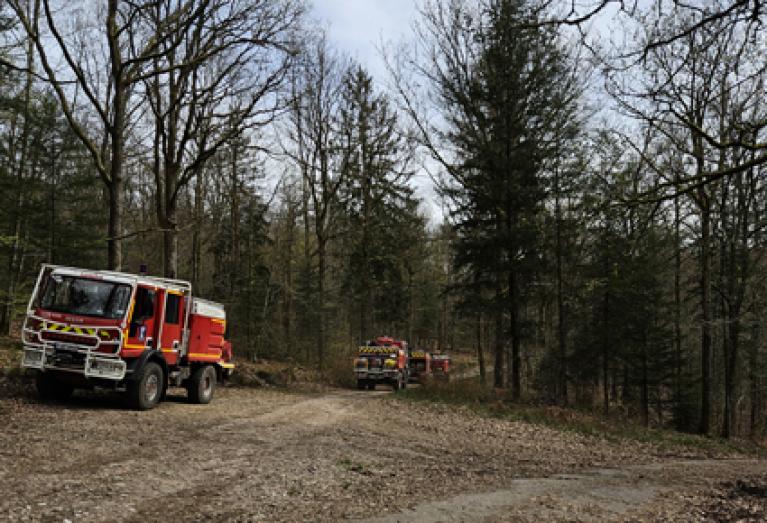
<box><xmin>126</xmin><ymin>350</ymin><xmax>168</xmax><ymax>383</ymax></box>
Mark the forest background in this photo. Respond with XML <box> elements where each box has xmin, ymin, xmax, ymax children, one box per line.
<box><xmin>1</xmin><ymin>0</ymin><xmax>767</xmax><ymax>439</ymax></box>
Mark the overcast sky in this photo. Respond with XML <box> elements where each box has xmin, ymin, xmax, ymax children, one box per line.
<box><xmin>312</xmin><ymin>0</ymin><xmax>419</xmax><ymax>82</ymax></box>
<box><xmin>309</xmin><ymin>1</ymin><xmax>447</xmax><ymax>222</ymax></box>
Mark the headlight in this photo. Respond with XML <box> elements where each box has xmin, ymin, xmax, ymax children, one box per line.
<box><xmin>384</xmin><ymin>359</ymin><xmax>396</xmax><ymax>368</ymax></box>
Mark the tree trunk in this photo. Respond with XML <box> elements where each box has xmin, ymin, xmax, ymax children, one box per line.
<box><xmin>554</xmin><ymin>157</ymin><xmax>567</xmax><ymax>405</ymax></box>
<box><xmin>477</xmin><ymin>313</ymin><xmax>486</xmax><ymax>385</ymax></box>
<box><xmin>317</xmin><ymin>236</ymin><xmax>326</xmax><ymax>369</ymax></box>
<box><xmin>602</xmin><ymin>229</ymin><xmax>610</xmax><ymax>417</ymax></box>
<box><xmin>106</xmin><ymin>0</ymin><xmax>125</xmax><ymax>271</ymax></box>
<box><xmin>107</xmin><ymin>174</ymin><xmax>124</xmax><ymax>271</ymax></box>
<box><xmin>494</xmin><ymin>281</ymin><xmax>505</xmax><ymax>389</ymax></box>
<box><xmin>641</xmin><ymin>338</ymin><xmax>649</xmax><ymax>428</ymax></box>
<box><xmin>723</xmin><ymin>318</ymin><xmax>739</xmax><ymax>438</ymax></box>
<box><xmin>699</xmin><ymin>192</ymin><xmax>712</xmax><ymax>435</ymax></box>
<box><xmin>509</xmin><ymin>270</ymin><xmax>521</xmax><ymax>400</ymax></box>
<box><xmin>192</xmin><ymin>169</ymin><xmax>205</xmax><ymax>289</ymax></box>
<box><xmin>282</xmin><ymin>196</ymin><xmax>295</xmax><ymax>356</ymax></box>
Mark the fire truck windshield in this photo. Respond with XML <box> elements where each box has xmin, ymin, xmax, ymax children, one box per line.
<box><xmin>40</xmin><ymin>275</ymin><xmax>132</xmax><ymax>320</ymax></box>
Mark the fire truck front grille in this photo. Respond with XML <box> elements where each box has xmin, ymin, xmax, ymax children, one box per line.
<box><xmin>41</xmin><ymin>331</ymin><xmax>98</xmax><ymax>347</ymax></box>
<box><xmin>48</xmin><ymin>348</ymin><xmax>87</xmax><ymax>369</ymax></box>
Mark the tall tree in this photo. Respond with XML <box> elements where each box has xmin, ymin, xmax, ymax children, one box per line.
<box><xmin>337</xmin><ymin>65</ymin><xmax>417</xmax><ymax>340</ymax></box>
<box><xmin>142</xmin><ymin>0</ymin><xmax>302</xmax><ymax>277</ymax></box>
<box><xmin>395</xmin><ymin>0</ymin><xmax>582</xmax><ymax>395</ymax></box>
<box><xmin>286</xmin><ymin>34</ymin><xmax>349</xmax><ymax>368</ymax></box>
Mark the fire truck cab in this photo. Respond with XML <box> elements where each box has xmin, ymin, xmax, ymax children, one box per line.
<box><xmin>20</xmin><ymin>264</ymin><xmax>234</xmax><ymax>410</ymax></box>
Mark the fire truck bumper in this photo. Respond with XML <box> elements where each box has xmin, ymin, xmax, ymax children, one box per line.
<box><xmin>22</xmin><ymin>345</ymin><xmax>127</xmax><ymax>381</ymax></box>
<box><xmin>355</xmin><ymin>370</ymin><xmax>398</xmax><ymax>380</ymax></box>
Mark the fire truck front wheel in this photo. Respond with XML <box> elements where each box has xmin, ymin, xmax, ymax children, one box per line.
<box><xmin>35</xmin><ymin>371</ymin><xmax>74</xmax><ymax>402</ymax></box>
<box><xmin>391</xmin><ymin>372</ymin><xmax>404</xmax><ymax>392</ymax></box>
<box><xmin>127</xmin><ymin>361</ymin><xmax>164</xmax><ymax>410</ymax></box>
<box><xmin>187</xmin><ymin>365</ymin><xmax>216</xmax><ymax>404</ymax></box>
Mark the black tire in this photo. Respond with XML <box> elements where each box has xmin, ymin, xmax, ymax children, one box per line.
<box><xmin>35</xmin><ymin>372</ymin><xmax>74</xmax><ymax>402</ymax></box>
<box><xmin>357</xmin><ymin>379</ymin><xmax>367</xmax><ymax>390</ymax></box>
<box><xmin>126</xmin><ymin>361</ymin><xmax>164</xmax><ymax>410</ymax></box>
<box><xmin>392</xmin><ymin>373</ymin><xmax>403</xmax><ymax>392</ymax></box>
<box><xmin>367</xmin><ymin>381</ymin><xmax>376</xmax><ymax>390</ymax></box>
<box><xmin>187</xmin><ymin>365</ymin><xmax>216</xmax><ymax>404</ymax></box>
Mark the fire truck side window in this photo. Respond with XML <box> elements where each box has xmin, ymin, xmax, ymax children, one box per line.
<box><xmin>165</xmin><ymin>294</ymin><xmax>180</xmax><ymax>325</ymax></box>
<box><xmin>134</xmin><ymin>288</ymin><xmax>155</xmax><ymax>320</ymax></box>
<box><xmin>129</xmin><ymin>288</ymin><xmax>155</xmax><ymax>337</ymax></box>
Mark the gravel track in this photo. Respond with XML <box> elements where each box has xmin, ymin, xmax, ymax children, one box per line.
<box><xmin>0</xmin><ymin>385</ymin><xmax>764</xmax><ymax>522</ymax></box>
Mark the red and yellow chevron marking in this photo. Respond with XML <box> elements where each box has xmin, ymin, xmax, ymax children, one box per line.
<box><xmin>41</xmin><ymin>322</ymin><xmax>110</xmax><ymax>337</ymax></box>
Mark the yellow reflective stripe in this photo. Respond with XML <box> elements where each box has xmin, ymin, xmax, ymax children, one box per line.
<box><xmin>40</xmin><ymin>322</ymin><xmax>110</xmax><ymax>338</ymax></box>
<box><xmin>358</xmin><ymin>347</ymin><xmax>397</xmax><ymax>354</ymax></box>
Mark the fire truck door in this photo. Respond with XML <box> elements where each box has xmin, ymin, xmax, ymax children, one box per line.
<box><xmin>127</xmin><ymin>286</ymin><xmax>158</xmax><ymax>351</ymax></box>
<box><xmin>160</xmin><ymin>291</ymin><xmax>184</xmax><ymax>364</ymax></box>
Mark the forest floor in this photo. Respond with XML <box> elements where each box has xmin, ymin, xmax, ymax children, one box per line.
<box><xmin>1</xmin><ymin>341</ymin><xmax>767</xmax><ymax>521</ymax></box>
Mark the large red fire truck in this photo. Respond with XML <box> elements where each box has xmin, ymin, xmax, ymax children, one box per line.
<box><xmin>354</xmin><ymin>336</ymin><xmax>409</xmax><ymax>391</ymax></box>
<box><xmin>20</xmin><ymin>264</ymin><xmax>234</xmax><ymax>410</ymax></box>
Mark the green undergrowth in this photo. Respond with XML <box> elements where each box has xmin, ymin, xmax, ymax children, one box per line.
<box><xmin>395</xmin><ymin>376</ymin><xmax>763</xmax><ymax>457</ymax></box>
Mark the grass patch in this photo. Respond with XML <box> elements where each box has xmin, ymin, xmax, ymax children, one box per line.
<box><xmin>396</xmin><ymin>376</ymin><xmax>762</xmax><ymax>457</ymax></box>
<box><xmin>336</xmin><ymin>458</ymin><xmax>370</xmax><ymax>474</ymax></box>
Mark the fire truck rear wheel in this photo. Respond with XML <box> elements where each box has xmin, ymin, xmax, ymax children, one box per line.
<box><xmin>127</xmin><ymin>361</ymin><xmax>164</xmax><ymax>410</ymax></box>
<box><xmin>188</xmin><ymin>365</ymin><xmax>216</xmax><ymax>404</ymax></box>
<box><xmin>35</xmin><ymin>372</ymin><xmax>74</xmax><ymax>402</ymax></box>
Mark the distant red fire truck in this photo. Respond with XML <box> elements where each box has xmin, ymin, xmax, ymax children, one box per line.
<box><xmin>354</xmin><ymin>336</ymin><xmax>409</xmax><ymax>391</ymax></box>
<box><xmin>431</xmin><ymin>353</ymin><xmax>451</xmax><ymax>378</ymax></box>
<box><xmin>408</xmin><ymin>349</ymin><xmax>431</xmax><ymax>383</ymax></box>
<box><xmin>20</xmin><ymin>264</ymin><xmax>234</xmax><ymax>410</ymax></box>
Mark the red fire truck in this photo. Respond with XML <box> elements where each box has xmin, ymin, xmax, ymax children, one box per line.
<box><xmin>20</xmin><ymin>264</ymin><xmax>234</xmax><ymax>410</ymax></box>
<box><xmin>431</xmin><ymin>353</ymin><xmax>451</xmax><ymax>378</ymax></box>
<box><xmin>408</xmin><ymin>349</ymin><xmax>431</xmax><ymax>383</ymax></box>
<box><xmin>354</xmin><ymin>336</ymin><xmax>409</xmax><ymax>391</ymax></box>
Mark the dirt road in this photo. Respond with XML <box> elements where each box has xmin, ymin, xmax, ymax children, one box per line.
<box><xmin>0</xmin><ymin>386</ymin><xmax>765</xmax><ymax>522</ymax></box>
